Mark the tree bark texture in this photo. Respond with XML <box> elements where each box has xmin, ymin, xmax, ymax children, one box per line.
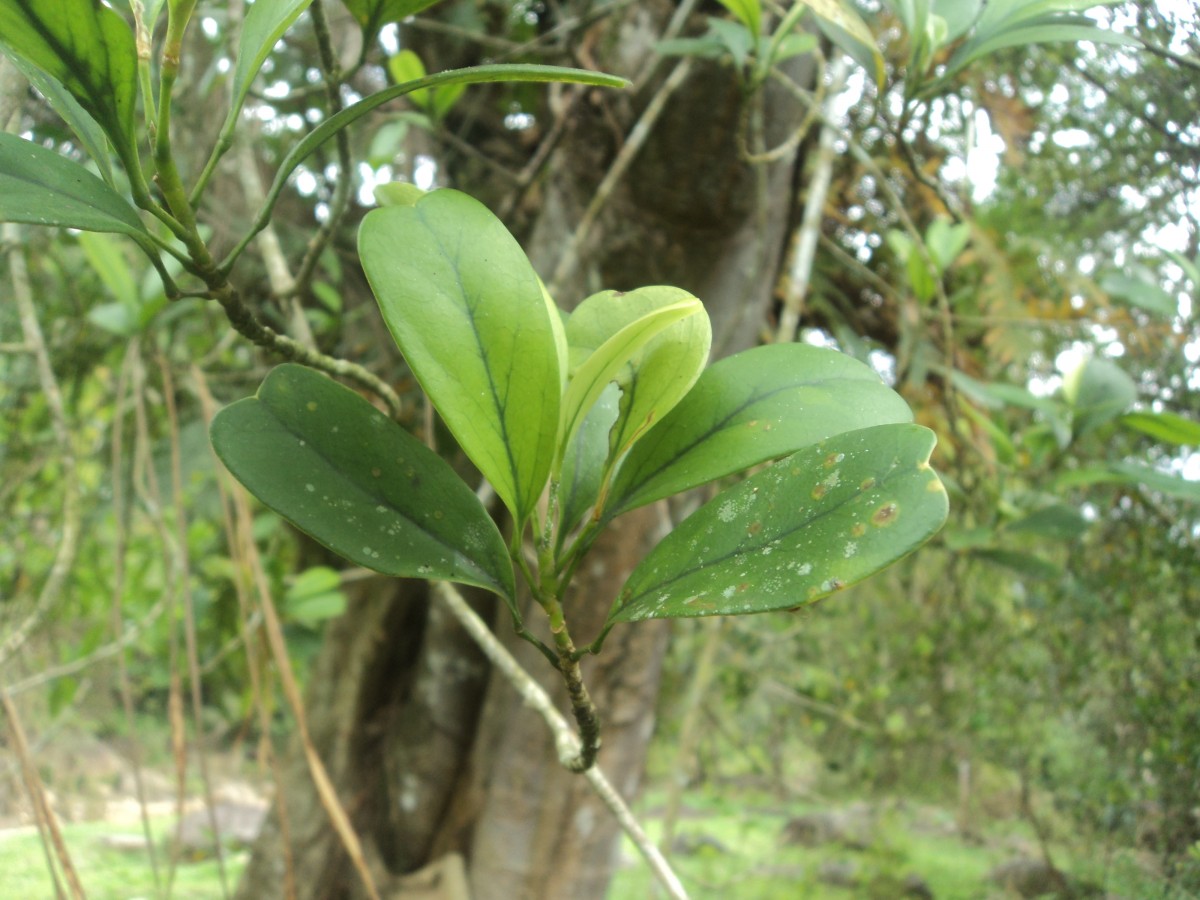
<box><xmin>236</xmin><ymin>4</ymin><xmax>809</xmax><ymax>898</ymax></box>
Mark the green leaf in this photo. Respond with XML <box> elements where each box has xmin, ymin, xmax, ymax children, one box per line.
<box><xmin>228</xmin><ymin>0</ymin><xmax>315</xmax><ymax>128</ymax></box>
<box><xmin>1062</xmin><ymin>356</ymin><xmax>1137</xmax><ymax>438</ymax></box>
<box><xmin>562</xmin><ymin>287</ymin><xmax>709</xmax><ymax>466</ymax></box>
<box><xmin>1100</xmin><ymin>270</ymin><xmax>1178</xmax><ymax>318</ymax></box>
<box><xmin>5</xmin><ymin>54</ymin><xmax>115</xmax><ymax>186</ymax></box>
<box><xmin>608</xmin><ymin>424</ymin><xmax>947</xmax><ymax>623</ymax></box>
<box><xmin>1119</xmin><ymin>411</ymin><xmax>1200</xmax><ymax>446</ymax></box>
<box><xmin>359</xmin><ymin>190</ymin><xmax>561</xmax><ymax>523</ymax></box>
<box><xmin>605</xmin><ymin>343</ymin><xmax>914</xmax><ymax>519</ymax></box>
<box><xmin>0</xmin><ymin>134</ymin><xmax>156</xmax><ymax>253</ymax></box>
<box><xmin>387</xmin><ymin>49</ymin><xmax>463</xmax><ymax>118</ymax></box>
<box><xmin>0</xmin><ymin>0</ymin><xmax>139</xmax><ymax>172</ymax></box>
<box><xmin>343</xmin><ymin>0</ymin><xmax>447</xmax><ymax>45</ymax></box>
<box><xmin>1004</xmin><ymin>503</ymin><xmax>1089</xmax><ymax>540</ymax></box>
<box><xmin>246</xmin><ymin>65</ymin><xmax>628</xmax><ymax>254</ymax></box>
<box><xmin>558</xmin><ymin>383</ymin><xmax>620</xmax><ymax>537</ymax></box>
<box><xmin>210</xmin><ymin>364</ymin><xmax>516</xmax><ymax>601</ymax></box>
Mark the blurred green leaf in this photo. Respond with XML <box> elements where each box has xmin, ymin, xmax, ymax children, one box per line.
<box><xmin>1101</xmin><ymin>270</ymin><xmax>1178</xmax><ymax>317</ymax></box>
<box><xmin>1119</xmin><ymin>411</ymin><xmax>1200</xmax><ymax>446</ymax></box>
<box><xmin>1004</xmin><ymin>504</ymin><xmax>1090</xmax><ymax>541</ymax></box>
<box><xmin>285</xmin><ymin>566</ymin><xmax>347</xmax><ymax>628</ymax></box>
<box><xmin>972</xmin><ymin>548</ymin><xmax>1061</xmax><ymax>580</ymax></box>
<box><xmin>800</xmin><ymin>0</ymin><xmax>885</xmax><ymax>91</ymax></box>
<box><xmin>1063</xmin><ymin>356</ymin><xmax>1137</xmax><ymax>439</ymax></box>
<box><xmin>715</xmin><ymin>0</ymin><xmax>761</xmax><ymax>35</ymax></box>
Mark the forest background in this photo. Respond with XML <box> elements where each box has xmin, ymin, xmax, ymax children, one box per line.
<box><xmin>0</xmin><ymin>0</ymin><xmax>1198</xmax><ymax>898</ymax></box>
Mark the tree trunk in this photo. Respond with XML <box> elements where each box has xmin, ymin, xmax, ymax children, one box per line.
<box><xmin>236</xmin><ymin>5</ymin><xmax>808</xmax><ymax>898</ymax></box>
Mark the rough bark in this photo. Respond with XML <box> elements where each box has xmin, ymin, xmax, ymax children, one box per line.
<box><xmin>236</xmin><ymin>5</ymin><xmax>808</xmax><ymax>898</ymax></box>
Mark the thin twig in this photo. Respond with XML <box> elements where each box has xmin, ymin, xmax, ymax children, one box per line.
<box><xmin>289</xmin><ymin>0</ymin><xmax>354</xmax><ymax>301</ymax></box>
<box><xmin>159</xmin><ymin>352</ymin><xmax>230</xmax><ymax>896</ymax></box>
<box><xmin>776</xmin><ymin>57</ymin><xmax>848</xmax><ymax>343</ymax></box>
<box><xmin>432</xmin><ymin>581</ymin><xmax>689</xmax><ymax>899</ymax></box>
<box><xmin>1</xmin><ymin>690</ymin><xmax>86</xmax><ymax>900</ymax></box>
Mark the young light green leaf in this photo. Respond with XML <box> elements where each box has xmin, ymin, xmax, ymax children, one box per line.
<box><xmin>608</xmin><ymin>424</ymin><xmax>947</xmax><ymax>623</ymax></box>
<box><xmin>562</xmin><ymin>287</ymin><xmax>709</xmax><ymax>466</ymax></box>
<box><xmin>210</xmin><ymin>364</ymin><xmax>516</xmax><ymax>602</ymax></box>
<box><xmin>1119</xmin><ymin>411</ymin><xmax>1200</xmax><ymax>446</ymax></box>
<box><xmin>605</xmin><ymin>344</ymin><xmax>913</xmax><ymax>519</ymax></box>
<box><xmin>0</xmin><ymin>134</ymin><xmax>156</xmax><ymax>255</ymax></box>
<box><xmin>359</xmin><ymin>189</ymin><xmax>561</xmax><ymax>523</ymax></box>
<box><xmin>0</xmin><ymin>0</ymin><xmax>140</xmax><ymax>172</ymax></box>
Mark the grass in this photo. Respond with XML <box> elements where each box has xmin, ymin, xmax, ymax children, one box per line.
<box><xmin>0</xmin><ymin>818</ymin><xmax>247</xmax><ymax>900</ymax></box>
<box><xmin>0</xmin><ymin>784</ymin><xmax>1178</xmax><ymax>899</ymax></box>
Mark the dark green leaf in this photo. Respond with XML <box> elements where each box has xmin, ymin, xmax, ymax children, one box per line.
<box><xmin>359</xmin><ymin>190</ymin><xmax>561</xmax><ymax>523</ymax></box>
<box><xmin>608</xmin><ymin>424</ymin><xmax>947</xmax><ymax>623</ymax></box>
<box><xmin>5</xmin><ymin>54</ymin><xmax>114</xmax><ymax>185</ymax></box>
<box><xmin>0</xmin><ymin>0</ymin><xmax>139</xmax><ymax>171</ymax></box>
<box><xmin>0</xmin><ymin>134</ymin><xmax>155</xmax><ymax>255</ymax></box>
<box><xmin>210</xmin><ymin>364</ymin><xmax>515</xmax><ymax>601</ymax></box>
<box><xmin>605</xmin><ymin>344</ymin><xmax>913</xmax><ymax>519</ymax></box>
